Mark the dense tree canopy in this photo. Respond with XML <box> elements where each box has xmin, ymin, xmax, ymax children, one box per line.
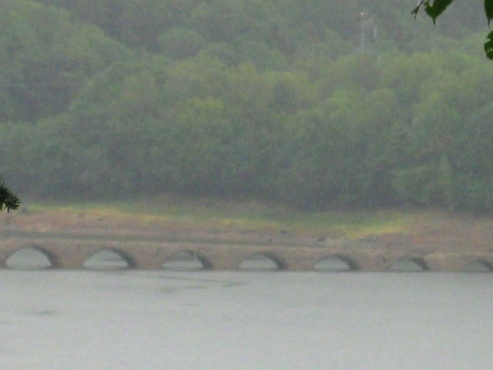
<box><xmin>2</xmin><ymin>0</ymin><xmax>493</xmax><ymax>212</ymax></box>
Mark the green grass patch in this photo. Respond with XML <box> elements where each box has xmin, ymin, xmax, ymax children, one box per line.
<box><xmin>21</xmin><ymin>195</ymin><xmax>420</xmax><ymax>239</ymax></box>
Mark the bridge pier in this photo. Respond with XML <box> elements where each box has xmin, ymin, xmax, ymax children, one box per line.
<box><xmin>51</xmin><ymin>250</ymin><xmax>87</xmax><ymax>268</ymax></box>
<box><xmin>340</xmin><ymin>251</ymin><xmax>387</xmax><ymax>272</ymax></box>
<box><xmin>0</xmin><ymin>240</ymin><xmax>22</xmax><ymax>268</ymax></box>
<box><xmin>284</xmin><ymin>257</ymin><xmax>317</xmax><ymax>271</ymax></box>
<box><xmin>115</xmin><ymin>244</ymin><xmax>164</xmax><ymax>269</ymax></box>
<box><xmin>191</xmin><ymin>245</ymin><xmax>238</xmax><ymax>270</ymax></box>
<box><xmin>48</xmin><ymin>243</ymin><xmax>97</xmax><ymax>269</ymax></box>
<box><xmin>378</xmin><ymin>251</ymin><xmax>429</xmax><ymax>271</ymax></box>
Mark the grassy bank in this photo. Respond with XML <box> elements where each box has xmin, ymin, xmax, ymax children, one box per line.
<box><xmin>6</xmin><ymin>195</ymin><xmax>422</xmax><ymax>242</ymax></box>
<box><xmin>3</xmin><ymin>196</ymin><xmax>492</xmax><ymax>253</ymax></box>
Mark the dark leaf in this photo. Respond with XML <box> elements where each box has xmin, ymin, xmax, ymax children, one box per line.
<box><xmin>485</xmin><ymin>0</ymin><xmax>493</xmax><ymax>27</ymax></box>
<box><xmin>424</xmin><ymin>0</ymin><xmax>454</xmax><ymax>24</ymax></box>
<box><xmin>484</xmin><ymin>30</ymin><xmax>493</xmax><ymax>59</ymax></box>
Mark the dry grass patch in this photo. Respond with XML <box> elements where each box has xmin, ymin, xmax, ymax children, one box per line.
<box><xmin>2</xmin><ymin>197</ymin><xmax>491</xmax><ymax>251</ymax></box>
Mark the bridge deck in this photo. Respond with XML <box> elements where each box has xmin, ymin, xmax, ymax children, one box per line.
<box><xmin>0</xmin><ymin>236</ymin><xmax>492</xmax><ymax>272</ymax></box>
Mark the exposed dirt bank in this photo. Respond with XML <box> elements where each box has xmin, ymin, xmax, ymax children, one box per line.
<box><xmin>1</xmin><ymin>206</ymin><xmax>492</xmax><ymax>252</ymax></box>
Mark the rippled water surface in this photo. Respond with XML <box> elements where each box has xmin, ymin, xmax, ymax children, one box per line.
<box><xmin>1</xmin><ymin>265</ymin><xmax>493</xmax><ymax>370</ymax></box>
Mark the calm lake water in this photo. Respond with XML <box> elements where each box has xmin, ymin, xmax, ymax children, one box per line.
<box><xmin>1</xmin><ymin>252</ymin><xmax>493</xmax><ymax>370</ymax></box>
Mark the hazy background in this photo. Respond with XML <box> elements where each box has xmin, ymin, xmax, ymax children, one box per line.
<box><xmin>2</xmin><ymin>3</ymin><xmax>493</xmax><ymax>369</ymax></box>
<box><xmin>1</xmin><ymin>0</ymin><xmax>493</xmax><ymax>212</ymax></box>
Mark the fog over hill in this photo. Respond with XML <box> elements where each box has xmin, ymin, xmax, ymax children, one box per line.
<box><xmin>1</xmin><ymin>0</ymin><xmax>493</xmax><ymax>211</ymax></box>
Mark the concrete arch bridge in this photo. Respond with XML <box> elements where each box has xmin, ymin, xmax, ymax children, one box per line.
<box><xmin>0</xmin><ymin>237</ymin><xmax>492</xmax><ymax>272</ymax></box>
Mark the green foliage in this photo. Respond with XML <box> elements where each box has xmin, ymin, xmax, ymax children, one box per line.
<box><xmin>158</xmin><ymin>28</ymin><xmax>206</xmax><ymax>59</ymax></box>
<box><xmin>0</xmin><ymin>0</ymin><xmax>131</xmax><ymax>122</ymax></box>
<box><xmin>413</xmin><ymin>0</ymin><xmax>493</xmax><ymax>59</ymax></box>
<box><xmin>412</xmin><ymin>0</ymin><xmax>454</xmax><ymax>24</ymax></box>
<box><xmin>0</xmin><ymin>179</ymin><xmax>20</xmax><ymax>212</ymax></box>
<box><xmin>3</xmin><ymin>0</ymin><xmax>493</xmax><ymax>213</ymax></box>
<box><xmin>484</xmin><ymin>30</ymin><xmax>493</xmax><ymax>59</ymax></box>
<box><xmin>485</xmin><ymin>0</ymin><xmax>493</xmax><ymax>27</ymax></box>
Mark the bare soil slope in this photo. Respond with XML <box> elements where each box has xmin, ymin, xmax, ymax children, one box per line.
<box><xmin>1</xmin><ymin>203</ymin><xmax>492</xmax><ymax>252</ymax></box>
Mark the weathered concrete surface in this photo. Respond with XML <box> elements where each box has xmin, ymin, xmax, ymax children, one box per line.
<box><xmin>0</xmin><ymin>236</ymin><xmax>491</xmax><ymax>272</ymax></box>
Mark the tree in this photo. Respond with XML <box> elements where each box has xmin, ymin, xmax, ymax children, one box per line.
<box><xmin>0</xmin><ymin>179</ymin><xmax>19</xmax><ymax>212</ymax></box>
<box><xmin>412</xmin><ymin>0</ymin><xmax>493</xmax><ymax>59</ymax></box>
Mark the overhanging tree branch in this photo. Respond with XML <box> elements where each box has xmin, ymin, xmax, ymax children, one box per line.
<box><xmin>413</xmin><ymin>0</ymin><xmax>493</xmax><ymax>59</ymax></box>
<box><xmin>0</xmin><ymin>180</ymin><xmax>20</xmax><ymax>212</ymax></box>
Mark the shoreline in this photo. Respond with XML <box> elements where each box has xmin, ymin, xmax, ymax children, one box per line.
<box><xmin>1</xmin><ymin>201</ymin><xmax>492</xmax><ymax>254</ymax></box>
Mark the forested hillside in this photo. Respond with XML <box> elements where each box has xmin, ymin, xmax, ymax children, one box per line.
<box><xmin>2</xmin><ymin>0</ymin><xmax>493</xmax><ymax>211</ymax></box>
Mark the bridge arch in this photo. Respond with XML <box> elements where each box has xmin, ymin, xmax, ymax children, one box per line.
<box><xmin>6</xmin><ymin>245</ymin><xmax>57</xmax><ymax>269</ymax></box>
<box><xmin>238</xmin><ymin>252</ymin><xmax>286</xmax><ymax>271</ymax></box>
<box><xmin>424</xmin><ymin>252</ymin><xmax>493</xmax><ymax>272</ymax></box>
<box><xmin>314</xmin><ymin>254</ymin><xmax>359</xmax><ymax>271</ymax></box>
<box><xmin>387</xmin><ymin>257</ymin><xmax>428</xmax><ymax>272</ymax></box>
<box><xmin>83</xmin><ymin>248</ymin><xmax>135</xmax><ymax>270</ymax></box>
<box><xmin>462</xmin><ymin>259</ymin><xmax>493</xmax><ymax>272</ymax></box>
<box><xmin>314</xmin><ymin>255</ymin><xmax>355</xmax><ymax>272</ymax></box>
<box><xmin>162</xmin><ymin>249</ymin><xmax>212</xmax><ymax>270</ymax></box>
